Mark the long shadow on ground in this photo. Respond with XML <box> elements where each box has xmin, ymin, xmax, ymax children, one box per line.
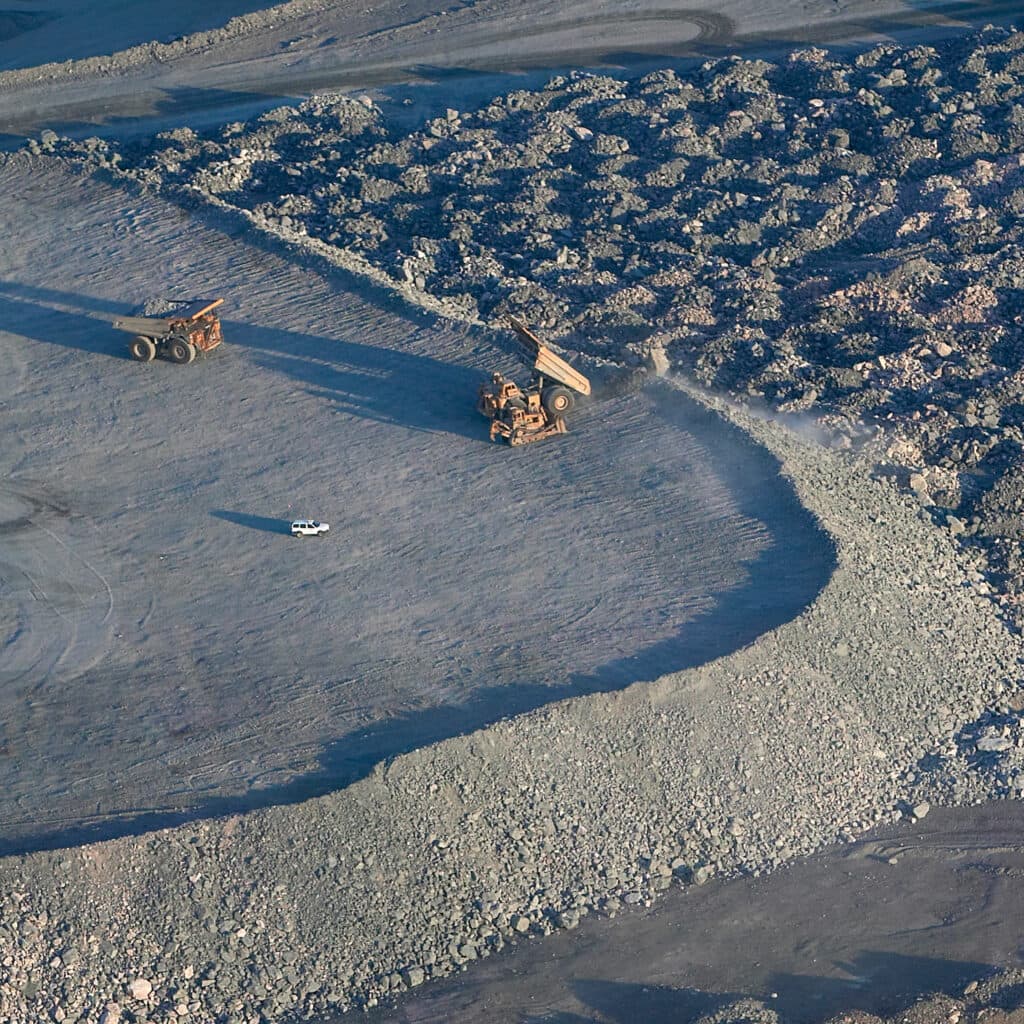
<box><xmin>0</xmin><ymin>279</ymin><xmax>485</xmax><ymax>439</ymax></box>
<box><xmin>572</xmin><ymin>954</ymin><xmax>994</xmax><ymax>1024</ymax></box>
<box><xmin>210</xmin><ymin>510</ymin><xmax>292</xmax><ymax>534</ymax></box>
<box><xmin>355</xmin><ymin>953</ymin><xmax>994</xmax><ymax>1024</ymax></box>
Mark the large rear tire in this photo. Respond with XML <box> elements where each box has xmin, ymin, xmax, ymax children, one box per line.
<box><xmin>167</xmin><ymin>337</ymin><xmax>194</xmax><ymax>365</ymax></box>
<box><xmin>542</xmin><ymin>385</ymin><xmax>573</xmax><ymax>417</ymax></box>
<box><xmin>129</xmin><ymin>336</ymin><xmax>156</xmax><ymax>362</ymax></box>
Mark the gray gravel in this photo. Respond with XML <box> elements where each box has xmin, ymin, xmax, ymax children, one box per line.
<box><xmin>0</xmin><ymin>382</ymin><xmax>1018</xmax><ymax>1023</ymax></box>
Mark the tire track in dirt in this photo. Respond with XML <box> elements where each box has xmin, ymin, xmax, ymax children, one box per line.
<box><xmin>0</xmin><ymin>483</ymin><xmax>114</xmax><ymax>691</ymax></box>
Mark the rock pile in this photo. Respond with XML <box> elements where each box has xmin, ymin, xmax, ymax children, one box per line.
<box><xmin>43</xmin><ymin>23</ymin><xmax>1024</xmax><ymax>622</ymax></box>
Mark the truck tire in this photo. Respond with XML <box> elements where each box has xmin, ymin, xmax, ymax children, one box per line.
<box><xmin>167</xmin><ymin>337</ymin><xmax>195</xmax><ymax>364</ymax></box>
<box><xmin>129</xmin><ymin>335</ymin><xmax>156</xmax><ymax>362</ymax></box>
<box><xmin>542</xmin><ymin>385</ymin><xmax>573</xmax><ymax>417</ymax></box>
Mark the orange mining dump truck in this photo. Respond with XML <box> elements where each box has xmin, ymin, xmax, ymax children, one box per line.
<box><xmin>477</xmin><ymin>316</ymin><xmax>592</xmax><ymax>446</ymax></box>
<box><xmin>113</xmin><ymin>298</ymin><xmax>225</xmax><ymax>364</ymax></box>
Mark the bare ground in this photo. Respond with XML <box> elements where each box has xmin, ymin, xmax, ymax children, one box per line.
<box><xmin>0</xmin><ymin>155</ymin><xmax>830</xmax><ymax>854</ymax></box>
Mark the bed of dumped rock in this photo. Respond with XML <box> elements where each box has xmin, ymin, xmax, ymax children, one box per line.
<box><xmin>43</xmin><ymin>23</ymin><xmax>1024</xmax><ymax>628</ymax></box>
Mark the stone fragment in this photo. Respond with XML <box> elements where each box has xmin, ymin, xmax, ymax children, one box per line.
<box><xmin>401</xmin><ymin>966</ymin><xmax>425</xmax><ymax>987</ymax></box>
<box><xmin>977</xmin><ymin>735</ymin><xmax>1012</xmax><ymax>752</ymax></box>
<box><xmin>129</xmin><ymin>977</ymin><xmax>153</xmax><ymax>1000</ymax></box>
<box><xmin>98</xmin><ymin>1005</ymin><xmax>121</xmax><ymax>1024</ymax></box>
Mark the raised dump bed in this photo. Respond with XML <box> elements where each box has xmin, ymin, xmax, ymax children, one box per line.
<box><xmin>477</xmin><ymin>316</ymin><xmax>591</xmax><ymax>445</ymax></box>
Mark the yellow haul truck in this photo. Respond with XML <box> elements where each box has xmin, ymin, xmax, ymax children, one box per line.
<box><xmin>477</xmin><ymin>316</ymin><xmax>591</xmax><ymax>446</ymax></box>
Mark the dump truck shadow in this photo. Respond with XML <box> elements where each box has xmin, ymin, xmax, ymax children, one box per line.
<box><xmin>238</xmin><ymin>338</ymin><xmax>485</xmax><ymax>441</ymax></box>
<box><xmin>210</xmin><ymin>510</ymin><xmax>292</xmax><ymax>534</ymax></box>
<box><xmin>0</xmin><ymin>279</ymin><xmax>489</xmax><ymax>440</ymax></box>
<box><xmin>0</xmin><ymin>284</ymin><xmax>131</xmax><ymax>357</ymax></box>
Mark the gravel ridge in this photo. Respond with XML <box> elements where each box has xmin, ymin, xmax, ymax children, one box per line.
<box><xmin>0</xmin><ymin>0</ymin><xmax>333</xmax><ymax>88</ymax></box>
<box><xmin>0</xmin><ymin>380</ymin><xmax>1019</xmax><ymax>1024</ymax></box>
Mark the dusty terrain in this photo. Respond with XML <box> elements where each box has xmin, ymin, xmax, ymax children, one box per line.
<box><xmin>2</xmin><ymin>1</ymin><xmax>1024</xmax><ymax>1023</ymax></box>
<box><xmin>0</xmin><ymin>154</ymin><xmax>829</xmax><ymax>855</ymax></box>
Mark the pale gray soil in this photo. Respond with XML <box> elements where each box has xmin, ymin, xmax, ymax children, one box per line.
<box><xmin>1</xmin><ymin>2</ymin><xmax>1024</xmax><ymax>1024</ymax></box>
<box><xmin>0</xmin><ymin>155</ymin><xmax>829</xmax><ymax>854</ymax></box>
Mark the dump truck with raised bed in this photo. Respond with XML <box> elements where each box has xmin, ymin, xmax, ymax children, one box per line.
<box><xmin>477</xmin><ymin>316</ymin><xmax>591</xmax><ymax>446</ymax></box>
<box><xmin>113</xmin><ymin>298</ymin><xmax>225</xmax><ymax>364</ymax></box>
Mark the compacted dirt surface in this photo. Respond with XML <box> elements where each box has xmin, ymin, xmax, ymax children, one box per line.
<box><xmin>4</xmin><ymin>2</ymin><xmax>1024</xmax><ymax>1024</ymax></box>
<box><xmin>0</xmin><ymin>156</ymin><xmax>830</xmax><ymax>855</ymax></box>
